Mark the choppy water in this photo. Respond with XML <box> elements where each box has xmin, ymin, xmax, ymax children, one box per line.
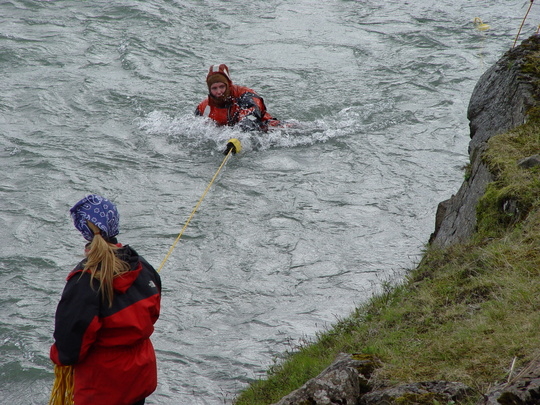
<box><xmin>1</xmin><ymin>0</ymin><xmax>535</xmax><ymax>403</ymax></box>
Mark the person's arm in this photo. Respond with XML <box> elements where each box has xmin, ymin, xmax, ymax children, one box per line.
<box><xmin>235</xmin><ymin>92</ymin><xmax>269</xmax><ymax>131</ymax></box>
<box><xmin>50</xmin><ymin>273</ymin><xmax>102</xmax><ymax>366</ymax></box>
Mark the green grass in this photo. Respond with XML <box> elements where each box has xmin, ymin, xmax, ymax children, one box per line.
<box><xmin>233</xmin><ymin>96</ymin><xmax>540</xmax><ymax>404</ymax></box>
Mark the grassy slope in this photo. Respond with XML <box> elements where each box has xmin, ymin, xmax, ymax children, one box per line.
<box><xmin>234</xmin><ymin>78</ymin><xmax>540</xmax><ymax>405</ymax></box>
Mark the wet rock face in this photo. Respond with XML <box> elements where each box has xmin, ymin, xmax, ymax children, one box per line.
<box><xmin>429</xmin><ymin>36</ymin><xmax>540</xmax><ymax>248</ymax></box>
<box><xmin>467</xmin><ymin>45</ymin><xmax>536</xmax><ymax>153</ymax></box>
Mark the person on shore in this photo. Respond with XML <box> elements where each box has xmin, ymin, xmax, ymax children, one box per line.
<box><xmin>50</xmin><ymin>194</ymin><xmax>161</xmax><ymax>405</ymax></box>
<box><xmin>195</xmin><ymin>63</ymin><xmax>281</xmax><ymax>132</ymax></box>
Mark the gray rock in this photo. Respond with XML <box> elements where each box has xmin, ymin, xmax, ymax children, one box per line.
<box><xmin>270</xmin><ymin>353</ymin><xmax>380</xmax><ymax>405</ymax></box>
<box><xmin>518</xmin><ymin>154</ymin><xmax>540</xmax><ymax>169</ymax></box>
<box><xmin>269</xmin><ymin>352</ymin><xmax>474</xmax><ymax>405</ymax></box>
<box><xmin>430</xmin><ymin>36</ymin><xmax>540</xmax><ymax>247</ymax></box>
<box><xmin>360</xmin><ymin>381</ymin><xmax>474</xmax><ymax>405</ymax></box>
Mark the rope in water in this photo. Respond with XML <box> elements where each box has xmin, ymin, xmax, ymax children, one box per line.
<box><xmin>157</xmin><ymin>142</ymin><xmax>238</xmax><ymax>272</ymax></box>
<box><xmin>47</xmin><ymin>139</ymin><xmax>241</xmax><ymax>404</ymax></box>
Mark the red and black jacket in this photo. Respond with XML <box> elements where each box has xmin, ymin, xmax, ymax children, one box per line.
<box><xmin>195</xmin><ymin>84</ymin><xmax>280</xmax><ymax>132</ymax></box>
<box><xmin>50</xmin><ymin>245</ymin><xmax>161</xmax><ymax>405</ymax></box>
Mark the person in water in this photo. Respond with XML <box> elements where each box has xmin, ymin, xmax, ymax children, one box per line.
<box><xmin>50</xmin><ymin>194</ymin><xmax>161</xmax><ymax>405</ymax></box>
<box><xmin>195</xmin><ymin>63</ymin><xmax>281</xmax><ymax>132</ymax></box>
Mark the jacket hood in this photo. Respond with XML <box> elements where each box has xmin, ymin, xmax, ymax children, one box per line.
<box><xmin>112</xmin><ymin>262</ymin><xmax>142</xmax><ymax>294</ymax></box>
<box><xmin>206</xmin><ymin>64</ymin><xmax>233</xmax><ymax>88</ymax></box>
<box><xmin>206</xmin><ymin>64</ymin><xmax>233</xmax><ymax>107</ymax></box>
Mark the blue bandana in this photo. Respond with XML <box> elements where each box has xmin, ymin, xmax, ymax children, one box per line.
<box><xmin>70</xmin><ymin>194</ymin><xmax>120</xmax><ymax>241</ymax></box>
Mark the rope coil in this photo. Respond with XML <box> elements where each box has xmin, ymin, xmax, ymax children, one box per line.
<box><xmin>48</xmin><ymin>365</ymin><xmax>74</xmax><ymax>405</ymax></box>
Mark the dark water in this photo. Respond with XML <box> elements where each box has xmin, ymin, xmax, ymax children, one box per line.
<box><xmin>0</xmin><ymin>0</ymin><xmax>534</xmax><ymax>403</ymax></box>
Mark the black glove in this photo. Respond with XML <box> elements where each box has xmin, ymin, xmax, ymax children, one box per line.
<box><xmin>223</xmin><ymin>138</ymin><xmax>242</xmax><ymax>155</ymax></box>
<box><xmin>238</xmin><ymin>115</ymin><xmax>261</xmax><ymax>132</ymax></box>
<box><xmin>223</xmin><ymin>141</ymin><xmax>237</xmax><ymax>155</ymax></box>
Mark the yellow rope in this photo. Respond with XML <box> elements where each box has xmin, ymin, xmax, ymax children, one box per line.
<box><xmin>48</xmin><ymin>365</ymin><xmax>74</xmax><ymax>405</ymax></box>
<box><xmin>157</xmin><ymin>148</ymin><xmax>234</xmax><ymax>273</ymax></box>
<box><xmin>513</xmin><ymin>0</ymin><xmax>535</xmax><ymax>48</ymax></box>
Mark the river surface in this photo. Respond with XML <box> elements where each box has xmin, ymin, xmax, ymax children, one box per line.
<box><xmin>1</xmin><ymin>0</ymin><xmax>535</xmax><ymax>403</ymax></box>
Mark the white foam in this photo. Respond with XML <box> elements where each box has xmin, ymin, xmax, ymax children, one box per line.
<box><xmin>138</xmin><ymin>108</ymin><xmax>365</xmax><ymax>153</ymax></box>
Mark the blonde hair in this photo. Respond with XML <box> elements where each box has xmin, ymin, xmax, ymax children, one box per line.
<box><xmin>84</xmin><ymin>222</ymin><xmax>130</xmax><ymax>307</ymax></box>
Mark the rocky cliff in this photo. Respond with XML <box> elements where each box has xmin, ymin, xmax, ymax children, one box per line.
<box><xmin>430</xmin><ymin>36</ymin><xmax>538</xmax><ymax>247</ymax></box>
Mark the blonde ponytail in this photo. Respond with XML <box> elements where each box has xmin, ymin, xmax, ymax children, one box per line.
<box><xmin>84</xmin><ymin>222</ymin><xmax>130</xmax><ymax>307</ymax></box>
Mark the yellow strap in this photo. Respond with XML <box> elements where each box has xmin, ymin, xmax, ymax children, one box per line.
<box><xmin>157</xmin><ymin>147</ymin><xmax>234</xmax><ymax>273</ymax></box>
